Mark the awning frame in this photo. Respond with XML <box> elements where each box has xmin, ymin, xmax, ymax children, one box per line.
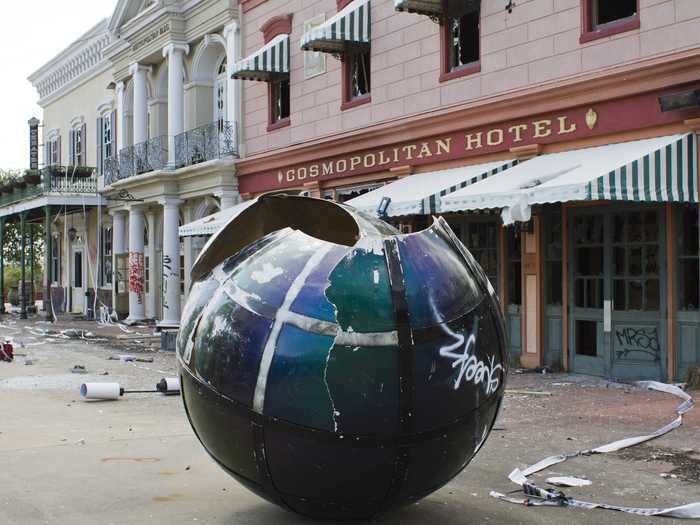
<box><xmin>231</xmin><ymin>33</ymin><xmax>290</xmax><ymax>82</ymax></box>
<box><xmin>301</xmin><ymin>0</ymin><xmax>371</xmax><ymax>56</ymax></box>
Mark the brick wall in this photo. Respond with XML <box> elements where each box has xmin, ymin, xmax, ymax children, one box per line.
<box><xmin>241</xmin><ymin>0</ymin><xmax>700</xmax><ymax>156</ymax></box>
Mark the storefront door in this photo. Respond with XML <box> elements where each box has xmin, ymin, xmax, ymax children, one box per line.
<box><xmin>569</xmin><ymin>207</ymin><xmax>667</xmax><ymax>380</ymax></box>
<box><xmin>71</xmin><ymin>247</ymin><xmax>85</xmax><ymax>314</ymax></box>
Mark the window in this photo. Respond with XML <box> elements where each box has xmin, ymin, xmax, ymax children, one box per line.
<box><xmin>46</xmin><ymin>137</ymin><xmax>60</xmax><ymax>167</ymax></box>
<box><xmin>215</xmin><ymin>57</ymin><xmax>228</xmax><ymax>133</ymax></box>
<box><xmin>102</xmin><ymin>118</ymin><xmax>113</xmax><ymax>160</ymax></box>
<box><xmin>545</xmin><ymin>211</ymin><xmax>563</xmax><ymax>306</ymax></box>
<box><xmin>101</xmin><ymin>227</ymin><xmax>113</xmax><ymax>287</ymax></box>
<box><xmin>342</xmin><ymin>51</ymin><xmax>371</xmax><ymax>109</ymax></box>
<box><xmin>440</xmin><ymin>3</ymin><xmax>481</xmax><ymax>82</ymax></box>
<box><xmin>679</xmin><ymin>206</ymin><xmax>699</xmax><ymax>311</ymax></box>
<box><xmin>464</xmin><ymin>221</ymin><xmax>498</xmax><ymax>291</ymax></box>
<box><xmin>145</xmin><ymin>255</ymin><xmax>150</xmax><ymax>295</ymax></box>
<box><xmin>573</xmin><ymin>214</ymin><xmax>604</xmax><ymax>309</ymax></box>
<box><xmin>69</xmin><ymin>124</ymin><xmax>86</xmax><ymax>166</ymax></box>
<box><xmin>581</xmin><ymin>0</ymin><xmax>640</xmax><ymax>44</ymax></box>
<box><xmin>180</xmin><ymin>254</ymin><xmax>185</xmax><ymax>294</ymax></box>
<box><xmin>612</xmin><ymin>211</ymin><xmax>660</xmax><ymax>312</ymax></box>
<box><xmin>269</xmin><ymin>78</ymin><xmax>290</xmax><ymax>129</ymax></box>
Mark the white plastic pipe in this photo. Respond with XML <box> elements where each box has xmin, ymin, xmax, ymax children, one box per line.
<box><xmin>158</xmin><ymin>377</ymin><xmax>181</xmax><ymax>395</ymax></box>
<box><xmin>80</xmin><ymin>382</ymin><xmax>122</xmax><ymax>400</ymax></box>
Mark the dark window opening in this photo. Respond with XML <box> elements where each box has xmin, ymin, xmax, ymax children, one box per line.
<box><xmin>680</xmin><ymin>206</ymin><xmax>699</xmax><ymax>311</ymax></box>
<box><xmin>507</xmin><ymin>227</ymin><xmax>521</xmax><ymax>306</ymax></box>
<box><xmin>592</xmin><ymin>0</ymin><xmax>637</xmax><ymax>29</ymax></box>
<box><xmin>449</xmin><ymin>9</ymin><xmax>480</xmax><ymax>70</ymax></box>
<box><xmin>101</xmin><ymin>227</ymin><xmax>113</xmax><ymax>286</ymax></box>
<box><xmin>74</xmin><ymin>252</ymin><xmax>83</xmax><ymax>289</ymax></box>
<box><xmin>463</xmin><ymin>221</ymin><xmax>499</xmax><ymax>293</ymax></box>
<box><xmin>348</xmin><ymin>51</ymin><xmax>371</xmax><ymax>100</ymax></box>
<box><xmin>576</xmin><ymin>320</ymin><xmax>598</xmax><ymax>357</ymax></box>
<box><xmin>573</xmin><ymin>215</ymin><xmax>604</xmax><ymax>310</ymax></box>
<box><xmin>271</xmin><ymin>79</ymin><xmax>290</xmax><ymax>124</ymax></box>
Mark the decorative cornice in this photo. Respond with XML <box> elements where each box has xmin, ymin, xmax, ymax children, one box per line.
<box><xmin>29</xmin><ymin>20</ymin><xmax>112</xmax><ymax>105</ymax></box>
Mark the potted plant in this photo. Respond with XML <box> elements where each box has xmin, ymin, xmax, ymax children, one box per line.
<box><xmin>23</xmin><ymin>169</ymin><xmax>41</xmax><ymax>185</ymax></box>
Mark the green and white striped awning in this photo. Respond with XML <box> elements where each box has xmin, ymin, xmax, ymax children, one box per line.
<box><xmin>440</xmin><ymin>134</ymin><xmax>698</xmax><ymax>222</ymax></box>
<box><xmin>231</xmin><ymin>33</ymin><xmax>289</xmax><ymax>82</ymax></box>
<box><xmin>301</xmin><ymin>0</ymin><xmax>371</xmax><ymax>54</ymax></box>
<box><xmin>394</xmin><ymin>0</ymin><xmax>479</xmax><ymax>18</ymax></box>
<box><xmin>346</xmin><ymin>159</ymin><xmax>517</xmax><ymax>217</ymax></box>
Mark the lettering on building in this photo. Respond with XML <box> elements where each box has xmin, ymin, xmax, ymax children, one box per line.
<box><xmin>132</xmin><ymin>24</ymin><xmax>170</xmax><ymax>52</ymax></box>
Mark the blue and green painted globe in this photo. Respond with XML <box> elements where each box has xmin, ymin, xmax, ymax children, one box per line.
<box><xmin>177</xmin><ymin>195</ymin><xmax>507</xmax><ymax>519</ymax></box>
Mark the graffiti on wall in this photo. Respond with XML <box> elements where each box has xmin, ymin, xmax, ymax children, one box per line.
<box><xmin>128</xmin><ymin>252</ymin><xmax>145</xmax><ymax>305</ymax></box>
<box><xmin>162</xmin><ymin>254</ymin><xmax>172</xmax><ymax>311</ymax></box>
<box><xmin>614</xmin><ymin>325</ymin><xmax>661</xmax><ymax>362</ymax></box>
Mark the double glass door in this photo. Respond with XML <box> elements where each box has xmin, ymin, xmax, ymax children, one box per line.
<box><xmin>570</xmin><ymin>207</ymin><xmax>666</xmax><ymax>380</ymax></box>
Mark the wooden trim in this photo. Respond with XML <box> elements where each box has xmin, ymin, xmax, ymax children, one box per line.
<box><xmin>510</xmin><ymin>143</ymin><xmax>542</xmax><ymax>160</ymax></box>
<box><xmin>666</xmin><ymin>203</ymin><xmax>676</xmax><ymax>382</ymax></box>
<box><xmin>498</xmin><ymin>224</ymin><xmax>506</xmax><ymax>317</ymax></box>
<box><xmin>341</xmin><ymin>94</ymin><xmax>371</xmax><ymax>111</ymax></box>
<box><xmin>562</xmin><ymin>204</ymin><xmax>570</xmax><ymax>371</ymax></box>
<box><xmin>241</xmin><ymin>0</ymin><xmax>268</xmax><ymax>13</ymax></box>
<box><xmin>237</xmin><ymin>52</ymin><xmax>700</xmax><ymax>176</ymax></box>
<box><xmin>261</xmin><ymin>14</ymin><xmax>293</xmax><ymax>44</ymax></box>
<box><xmin>580</xmin><ymin>0</ymin><xmax>641</xmax><ymax>44</ymax></box>
<box><xmin>267</xmin><ymin>118</ymin><xmax>291</xmax><ymax>132</ymax></box>
<box><xmin>439</xmin><ymin>10</ymin><xmax>481</xmax><ymax>83</ymax></box>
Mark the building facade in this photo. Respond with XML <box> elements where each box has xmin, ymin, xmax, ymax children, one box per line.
<box><xmin>26</xmin><ymin>0</ymin><xmax>243</xmax><ymax>326</ymax></box>
<box><xmin>230</xmin><ymin>0</ymin><xmax>700</xmax><ymax>381</ymax></box>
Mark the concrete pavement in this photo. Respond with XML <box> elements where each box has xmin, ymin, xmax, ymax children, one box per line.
<box><xmin>0</xmin><ymin>315</ymin><xmax>698</xmax><ymax>524</ymax></box>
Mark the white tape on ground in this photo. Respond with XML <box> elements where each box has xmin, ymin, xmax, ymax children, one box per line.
<box><xmin>492</xmin><ymin>381</ymin><xmax>700</xmax><ymax>519</ymax></box>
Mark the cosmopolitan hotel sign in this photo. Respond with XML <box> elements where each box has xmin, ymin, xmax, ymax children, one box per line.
<box><xmin>274</xmin><ymin>111</ymin><xmax>593</xmax><ymax>188</ymax></box>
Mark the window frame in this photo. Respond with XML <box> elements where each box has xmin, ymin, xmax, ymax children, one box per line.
<box><xmin>261</xmin><ymin>14</ymin><xmax>293</xmax><ymax>132</ymax></box>
<box><xmin>51</xmin><ymin>233</ymin><xmax>61</xmax><ymax>286</ymax></box>
<box><xmin>267</xmin><ymin>78</ymin><xmax>291</xmax><ymax>131</ymax></box>
<box><xmin>101</xmin><ymin>226</ymin><xmax>113</xmax><ymax>288</ymax></box>
<box><xmin>439</xmin><ymin>5</ymin><xmax>482</xmax><ymax>83</ymax></box>
<box><xmin>71</xmin><ymin>127</ymin><xmax>84</xmax><ymax>167</ymax></box>
<box><xmin>580</xmin><ymin>0</ymin><xmax>640</xmax><ymax>44</ymax></box>
<box><xmin>341</xmin><ymin>49</ymin><xmax>372</xmax><ymax>111</ymax></box>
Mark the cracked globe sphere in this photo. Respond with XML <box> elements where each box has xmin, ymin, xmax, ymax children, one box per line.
<box><xmin>177</xmin><ymin>195</ymin><xmax>507</xmax><ymax>520</ymax></box>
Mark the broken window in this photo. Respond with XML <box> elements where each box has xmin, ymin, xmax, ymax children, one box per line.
<box><xmin>576</xmin><ymin>320</ymin><xmax>598</xmax><ymax>357</ymax></box>
<box><xmin>347</xmin><ymin>51</ymin><xmax>371</xmax><ymax>100</ymax></box>
<box><xmin>545</xmin><ymin>211</ymin><xmax>563</xmax><ymax>306</ymax></box>
<box><xmin>592</xmin><ymin>0</ymin><xmax>637</xmax><ymax>29</ymax></box>
<box><xmin>464</xmin><ymin>221</ymin><xmax>499</xmax><ymax>293</ymax></box>
<box><xmin>573</xmin><ymin>215</ymin><xmax>604</xmax><ymax>309</ymax></box>
<box><xmin>270</xmin><ymin>78</ymin><xmax>290</xmax><ymax>124</ymax></box>
<box><xmin>611</xmin><ymin>211</ymin><xmax>660</xmax><ymax>312</ymax></box>
<box><xmin>449</xmin><ymin>7</ymin><xmax>480</xmax><ymax>70</ymax></box>
<box><xmin>680</xmin><ymin>206</ymin><xmax>699</xmax><ymax>311</ymax></box>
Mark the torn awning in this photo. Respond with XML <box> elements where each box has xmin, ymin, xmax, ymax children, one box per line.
<box><xmin>231</xmin><ymin>33</ymin><xmax>290</xmax><ymax>81</ymax></box>
<box><xmin>393</xmin><ymin>0</ymin><xmax>479</xmax><ymax>18</ymax></box>
<box><xmin>301</xmin><ymin>0</ymin><xmax>371</xmax><ymax>54</ymax></box>
<box><xmin>439</xmin><ymin>134</ymin><xmax>698</xmax><ymax>223</ymax></box>
<box><xmin>179</xmin><ymin>200</ymin><xmax>256</xmax><ymax>237</ymax></box>
<box><xmin>346</xmin><ymin>159</ymin><xmax>517</xmax><ymax>217</ymax></box>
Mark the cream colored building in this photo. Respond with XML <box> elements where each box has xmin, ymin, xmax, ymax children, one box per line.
<box><xmin>27</xmin><ymin>0</ymin><xmax>242</xmax><ymax>326</ymax></box>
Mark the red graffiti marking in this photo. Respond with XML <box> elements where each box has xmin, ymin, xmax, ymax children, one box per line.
<box><xmin>128</xmin><ymin>252</ymin><xmax>145</xmax><ymax>304</ymax></box>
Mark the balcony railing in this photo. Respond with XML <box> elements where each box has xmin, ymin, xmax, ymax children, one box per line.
<box><xmin>103</xmin><ymin>123</ymin><xmax>238</xmax><ymax>185</ymax></box>
<box><xmin>0</xmin><ymin>166</ymin><xmax>97</xmax><ymax>207</ymax></box>
<box><xmin>175</xmin><ymin>120</ymin><xmax>239</xmax><ymax>169</ymax></box>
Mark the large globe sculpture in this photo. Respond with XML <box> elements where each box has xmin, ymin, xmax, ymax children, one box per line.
<box><xmin>177</xmin><ymin>195</ymin><xmax>507</xmax><ymax>520</ymax></box>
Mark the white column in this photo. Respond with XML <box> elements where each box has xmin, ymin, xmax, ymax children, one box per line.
<box><xmin>110</xmin><ymin>210</ymin><xmax>127</xmax><ymax>314</ymax></box>
<box><xmin>159</xmin><ymin>197</ymin><xmax>182</xmax><ymax>327</ymax></box>
<box><xmin>115</xmin><ymin>82</ymin><xmax>127</xmax><ymax>152</ymax></box>
<box><xmin>224</xmin><ymin>21</ymin><xmax>244</xmax><ymax>156</ymax></box>
<box><xmin>217</xmin><ymin>189</ymin><xmax>239</xmax><ymax>209</ymax></box>
<box><xmin>163</xmin><ymin>43</ymin><xmax>189</xmax><ymax>167</ymax></box>
<box><xmin>182</xmin><ymin>203</ymin><xmax>193</xmax><ymax>299</ymax></box>
<box><xmin>146</xmin><ymin>209</ymin><xmax>157</xmax><ymax>319</ymax></box>
<box><xmin>127</xmin><ymin>206</ymin><xmax>146</xmax><ymax>322</ymax></box>
<box><xmin>129</xmin><ymin>64</ymin><xmax>150</xmax><ymax>145</ymax></box>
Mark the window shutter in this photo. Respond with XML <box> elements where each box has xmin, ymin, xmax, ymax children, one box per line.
<box><xmin>81</xmin><ymin>123</ymin><xmax>87</xmax><ymax>166</ymax></box>
<box><xmin>111</xmin><ymin>110</ymin><xmax>118</xmax><ymax>154</ymax></box>
<box><xmin>57</xmin><ymin>135</ymin><xmax>62</xmax><ymax>165</ymax></box>
<box><xmin>96</xmin><ymin>117</ymin><xmax>103</xmax><ymax>175</ymax></box>
<box><xmin>68</xmin><ymin>131</ymin><xmax>74</xmax><ymax>166</ymax></box>
<box><xmin>44</xmin><ymin>142</ymin><xmax>49</xmax><ymax>167</ymax></box>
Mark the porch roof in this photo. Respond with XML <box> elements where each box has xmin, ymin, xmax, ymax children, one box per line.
<box><xmin>346</xmin><ymin>159</ymin><xmax>517</xmax><ymax>217</ymax></box>
<box><xmin>439</xmin><ymin>134</ymin><xmax>698</xmax><ymax>224</ymax></box>
<box><xmin>179</xmin><ymin>200</ymin><xmax>256</xmax><ymax>237</ymax></box>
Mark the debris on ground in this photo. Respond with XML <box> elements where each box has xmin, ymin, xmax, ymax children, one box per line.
<box><xmin>70</xmin><ymin>365</ymin><xmax>88</xmax><ymax>374</ymax></box>
<box><xmin>505</xmin><ymin>390</ymin><xmax>552</xmax><ymax>396</ymax></box>
<box><xmin>546</xmin><ymin>476</ymin><xmax>592</xmax><ymax>487</ymax></box>
<box><xmin>108</xmin><ymin>355</ymin><xmax>155</xmax><ymax>363</ymax></box>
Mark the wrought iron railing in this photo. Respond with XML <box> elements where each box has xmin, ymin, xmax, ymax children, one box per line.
<box><xmin>104</xmin><ymin>136</ymin><xmax>168</xmax><ymax>185</ymax></box>
<box><xmin>0</xmin><ymin>166</ymin><xmax>97</xmax><ymax>207</ymax></box>
<box><xmin>175</xmin><ymin>121</ymin><xmax>238</xmax><ymax>169</ymax></box>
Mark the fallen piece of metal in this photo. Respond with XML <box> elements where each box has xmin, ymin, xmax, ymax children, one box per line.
<box><xmin>546</xmin><ymin>476</ymin><xmax>592</xmax><ymax>488</ymax></box>
<box><xmin>490</xmin><ymin>381</ymin><xmax>699</xmax><ymax>519</ymax></box>
<box><xmin>80</xmin><ymin>377</ymin><xmax>181</xmax><ymax>400</ymax></box>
